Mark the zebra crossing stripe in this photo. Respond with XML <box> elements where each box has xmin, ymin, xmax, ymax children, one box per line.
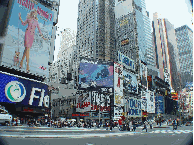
<box><xmin>161</xmin><ymin>130</ymin><xmax>167</xmax><ymax>133</ymax></box>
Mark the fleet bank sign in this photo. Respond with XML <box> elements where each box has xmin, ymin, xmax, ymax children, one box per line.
<box><xmin>0</xmin><ymin>72</ymin><xmax>49</xmax><ymax>108</ymax></box>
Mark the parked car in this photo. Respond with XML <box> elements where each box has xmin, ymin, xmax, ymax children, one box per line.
<box><xmin>0</xmin><ymin>107</ymin><xmax>12</xmax><ymax>126</ymax></box>
<box><xmin>185</xmin><ymin>121</ymin><xmax>193</xmax><ymax>126</ymax></box>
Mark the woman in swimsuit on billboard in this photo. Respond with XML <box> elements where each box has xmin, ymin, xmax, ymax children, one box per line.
<box><xmin>18</xmin><ymin>8</ymin><xmax>46</xmax><ymax>73</ymax></box>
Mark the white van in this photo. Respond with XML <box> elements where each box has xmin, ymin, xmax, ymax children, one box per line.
<box><xmin>0</xmin><ymin>108</ymin><xmax>12</xmax><ymax>125</ymax></box>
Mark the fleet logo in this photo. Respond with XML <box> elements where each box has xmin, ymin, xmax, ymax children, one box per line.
<box><xmin>5</xmin><ymin>81</ymin><xmax>26</xmax><ymax>102</ymax></box>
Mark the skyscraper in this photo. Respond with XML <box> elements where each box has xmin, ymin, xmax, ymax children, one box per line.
<box><xmin>175</xmin><ymin>25</ymin><xmax>193</xmax><ymax>88</ymax></box>
<box><xmin>152</xmin><ymin>12</ymin><xmax>181</xmax><ymax>92</ymax></box>
<box><xmin>76</xmin><ymin>0</ymin><xmax>115</xmax><ymax>61</ymax></box>
<box><xmin>115</xmin><ymin>0</ymin><xmax>156</xmax><ymax>67</ymax></box>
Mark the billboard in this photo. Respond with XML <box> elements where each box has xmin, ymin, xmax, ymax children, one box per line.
<box><xmin>147</xmin><ymin>91</ymin><xmax>155</xmax><ymax>113</ymax></box>
<box><xmin>128</xmin><ymin>97</ymin><xmax>141</xmax><ymax>117</ymax></box>
<box><xmin>90</xmin><ymin>90</ymin><xmax>111</xmax><ymax>112</ymax></box>
<box><xmin>118</xmin><ymin>51</ymin><xmax>135</xmax><ymax>71</ymax></box>
<box><xmin>114</xmin><ymin>62</ymin><xmax>124</xmax><ymax>117</ymax></box>
<box><xmin>141</xmin><ymin>91</ymin><xmax>147</xmax><ymax>111</ymax></box>
<box><xmin>79</xmin><ymin>61</ymin><xmax>114</xmax><ymax>88</ymax></box>
<box><xmin>0</xmin><ymin>0</ymin><xmax>54</xmax><ymax>77</ymax></box>
<box><xmin>123</xmin><ymin>70</ymin><xmax>138</xmax><ymax>94</ymax></box>
<box><xmin>0</xmin><ymin>71</ymin><xmax>49</xmax><ymax>108</ymax></box>
<box><xmin>155</xmin><ymin>95</ymin><xmax>164</xmax><ymax>114</ymax></box>
<box><xmin>76</xmin><ymin>91</ymin><xmax>91</xmax><ymax>113</ymax></box>
<box><xmin>140</xmin><ymin>62</ymin><xmax>147</xmax><ymax>89</ymax></box>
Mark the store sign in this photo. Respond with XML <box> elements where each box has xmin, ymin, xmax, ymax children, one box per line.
<box><xmin>128</xmin><ymin>97</ymin><xmax>141</xmax><ymax>117</ymax></box>
<box><xmin>0</xmin><ymin>72</ymin><xmax>49</xmax><ymax>108</ymax></box>
<box><xmin>118</xmin><ymin>51</ymin><xmax>135</xmax><ymax>71</ymax></box>
<box><xmin>72</xmin><ymin>113</ymin><xmax>89</xmax><ymax>117</ymax></box>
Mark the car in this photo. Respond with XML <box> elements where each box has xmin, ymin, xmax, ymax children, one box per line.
<box><xmin>0</xmin><ymin>107</ymin><xmax>12</xmax><ymax>126</ymax></box>
<box><xmin>185</xmin><ymin>121</ymin><xmax>193</xmax><ymax>126</ymax></box>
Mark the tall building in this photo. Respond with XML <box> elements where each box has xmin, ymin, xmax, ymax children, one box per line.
<box><xmin>115</xmin><ymin>0</ymin><xmax>155</xmax><ymax>67</ymax></box>
<box><xmin>175</xmin><ymin>25</ymin><xmax>193</xmax><ymax>88</ymax></box>
<box><xmin>76</xmin><ymin>0</ymin><xmax>115</xmax><ymax>61</ymax></box>
<box><xmin>50</xmin><ymin>28</ymin><xmax>78</xmax><ymax>89</ymax></box>
<box><xmin>152</xmin><ymin>12</ymin><xmax>181</xmax><ymax>92</ymax></box>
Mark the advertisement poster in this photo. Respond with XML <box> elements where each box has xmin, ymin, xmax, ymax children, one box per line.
<box><xmin>0</xmin><ymin>71</ymin><xmax>49</xmax><ymax>108</ymax></box>
<box><xmin>76</xmin><ymin>91</ymin><xmax>91</xmax><ymax>113</ymax></box>
<box><xmin>90</xmin><ymin>91</ymin><xmax>110</xmax><ymax>112</ymax></box>
<box><xmin>123</xmin><ymin>70</ymin><xmax>138</xmax><ymax>94</ymax></box>
<box><xmin>128</xmin><ymin>97</ymin><xmax>141</xmax><ymax>117</ymax></box>
<box><xmin>1</xmin><ymin>0</ymin><xmax>54</xmax><ymax>77</ymax></box>
<box><xmin>79</xmin><ymin>62</ymin><xmax>114</xmax><ymax>88</ymax></box>
<box><xmin>147</xmin><ymin>91</ymin><xmax>155</xmax><ymax>113</ymax></box>
<box><xmin>140</xmin><ymin>62</ymin><xmax>147</xmax><ymax>89</ymax></box>
<box><xmin>118</xmin><ymin>51</ymin><xmax>135</xmax><ymax>71</ymax></box>
<box><xmin>141</xmin><ymin>91</ymin><xmax>147</xmax><ymax>111</ymax></box>
<box><xmin>155</xmin><ymin>95</ymin><xmax>164</xmax><ymax>114</ymax></box>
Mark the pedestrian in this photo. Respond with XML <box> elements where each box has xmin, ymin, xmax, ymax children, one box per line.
<box><xmin>142</xmin><ymin>122</ymin><xmax>147</xmax><ymax>132</ymax></box>
<box><xmin>106</xmin><ymin>121</ymin><xmax>108</xmax><ymax>130</ymax></box>
<box><xmin>118</xmin><ymin>118</ymin><xmax>122</xmax><ymax>131</ymax></box>
<box><xmin>110</xmin><ymin>120</ymin><xmax>112</xmax><ymax>131</ymax></box>
<box><xmin>132</xmin><ymin>120</ymin><xmax>136</xmax><ymax>131</ymax></box>
<box><xmin>173</xmin><ymin>119</ymin><xmax>177</xmax><ymax>130</ymax></box>
<box><xmin>149</xmin><ymin>121</ymin><xmax>153</xmax><ymax>129</ymax></box>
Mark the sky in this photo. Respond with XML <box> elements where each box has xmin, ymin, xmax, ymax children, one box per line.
<box><xmin>54</xmin><ymin>0</ymin><xmax>193</xmax><ymax>62</ymax></box>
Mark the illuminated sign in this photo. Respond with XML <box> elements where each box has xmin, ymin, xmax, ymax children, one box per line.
<box><xmin>79</xmin><ymin>61</ymin><xmax>114</xmax><ymax>88</ymax></box>
<box><xmin>0</xmin><ymin>71</ymin><xmax>49</xmax><ymax>108</ymax></box>
<box><xmin>121</xmin><ymin>38</ymin><xmax>129</xmax><ymax>46</ymax></box>
<box><xmin>72</xmin><ymin>113</ymin><xmax>89</xmax><ymax>117</ymax></box>
<box><xmin>118</xmin><ymin>51</ymin><xmax>135</xmax><ymax>71</ymax></box>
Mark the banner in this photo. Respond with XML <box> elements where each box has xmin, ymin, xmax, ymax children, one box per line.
<box><xmin>90</xmin><ymin>90</ymin><xmax>110</xmax><ymax>112</ymax></box>
<box><xmin>155</xmin><ymin>95</ymin><xmax>164</xmax><ymax>114</ymax></box>
<box><xmin>123</xmin><ymin>70</ymin><xmax>138</xmax><ymax>94</ymax></box>
<box><xmin>0</xmin><ymin>71</ymin><xmax>49</xmax><ymax>108</ymax></box>
<box><xmin>147</xmin><ymin>91</ymin><xmax>155</xmax><ymax>113</ymax></box>
<box><xmin>128</xmin><ymin>97</ymin><xmax>141</xmax><ymax>117</ymax></box>
<box><xmin>118</xmin><ymin>51</ymin><xmax>135</xmax><ymax>71</ymax></box>
<box><xmin>0</xmin><ymin>0</ymin><xmax>54</xmax><ymax>77</ymax></box>
<box><xmin>141</xmin><ymin>91</ymin><xmax>147</xmax><ymax>111</ymax></box>
<box><xmin>76</xmin><ymin>91</ymin><xmax>91</xmax><ymax>113</ymax></box>
<box><xmin>140</xmin><ymin>62</ymin><xmax>147</xmax><ymax>89</ymax></box>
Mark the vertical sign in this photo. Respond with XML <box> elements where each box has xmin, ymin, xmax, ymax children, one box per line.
<box><xmin>128</xmin><ymin>97</ymin><xmax>142</xmax><ymax>117</ymax></box>
<box><xmin>114</xmin><ymin>62</ymin><xmax>124</xmax><ymax>117</ymax></box>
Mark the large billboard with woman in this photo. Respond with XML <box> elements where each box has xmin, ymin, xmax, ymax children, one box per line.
<box><xmin>0</xmin><ymin>0</ymin><xmax>54</xmax><ymax>77</ymax></box>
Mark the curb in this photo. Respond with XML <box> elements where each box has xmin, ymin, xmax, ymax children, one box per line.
<box><xmin>153</xmin><ymin>127</ymin><xmax>170</xmax><ymax>128</ymax></box>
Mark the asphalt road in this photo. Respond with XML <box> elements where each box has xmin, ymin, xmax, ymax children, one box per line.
<box><xmin>0</xmin><ymin>131</ymin><xmax>192</xmax><ymax>145</ymax></box>
<box><xmin>0</xmin><ymin>124</ymin><xmax>192</xmax><ymax>145</ymax></box>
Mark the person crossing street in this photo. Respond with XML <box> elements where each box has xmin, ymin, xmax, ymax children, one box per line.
<box><xmin>142</xmin><ymin>122</ymin><xmax>147</xmax><ymax>132</ymax></box>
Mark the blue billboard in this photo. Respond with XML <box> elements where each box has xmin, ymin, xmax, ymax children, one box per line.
<box><xmin>79</xmin><ymin>62</ymin><xmax>114</xmax><ymax>88</ymax></box>
<box><xmin>0</xmin><ymin>0</ymin><xmax>54</xmax><ymax>77</ymax></box>
<box><xmin>0</xmin><ymin>71</ymin><xmax>49</xmax><ymax>108</ymax></box>
<box><xmin>155</xmin><ymin>95</ymin><xmax>164</xmax><ymax>114</ymax></box>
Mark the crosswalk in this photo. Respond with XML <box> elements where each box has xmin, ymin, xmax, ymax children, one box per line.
<box><xmin>148</xmin><ymin>130</ymin><xmax>193</xmax><ymax>134</ymax></box>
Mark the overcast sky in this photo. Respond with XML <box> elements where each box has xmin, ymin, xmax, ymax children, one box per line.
<box><xmin>54</xmin><ymin>0</ymin><xmax>193</xmax><ymax>62</ymax></box>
